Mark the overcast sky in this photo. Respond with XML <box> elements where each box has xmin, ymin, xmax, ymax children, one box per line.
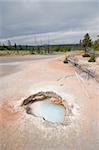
<box><xmin>0</xmin><ymin>0</ymin><xmax>99</xmax><ymax>45</ymax></box>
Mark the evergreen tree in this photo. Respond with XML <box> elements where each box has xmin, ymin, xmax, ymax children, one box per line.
<box><xmin>81</xmin><ymin>33</ymin><xmax>92</xmax><ymax>54</ymax></box>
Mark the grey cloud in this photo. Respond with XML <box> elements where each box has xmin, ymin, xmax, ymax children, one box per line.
<box><xmin>0</xmin><ymin>0</ymin><xmax>99</xmax><ymax>44</ymax></box>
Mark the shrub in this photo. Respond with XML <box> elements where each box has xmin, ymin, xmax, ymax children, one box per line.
<box><xmin>67</xmin><ymin>47</ymin><xmax>71</xmax><ymax>51</ymax></box>
<box><xmin>63</xmin><ymin>57</ymin><xmax>69</xmax><ymax>63</ymax></box>
<box><xmin>88</xmin><ymin>54</ymin><xmax>96</xmax><ymax>62</ymax></box>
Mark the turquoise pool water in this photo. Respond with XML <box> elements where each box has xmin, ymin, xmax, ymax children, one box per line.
<box><xmin>31</xmin><ymin>100</ymin><xmax>65</xmax><ymax>123</ymax></box>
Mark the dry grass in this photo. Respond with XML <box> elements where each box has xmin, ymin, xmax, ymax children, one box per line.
<box><xmin>0</xmin><ymin>50</ymin><xmax>32</xmax><ymax>56</ymax></box>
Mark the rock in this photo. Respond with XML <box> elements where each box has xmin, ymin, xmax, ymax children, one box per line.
<box><xmin>62</xmin><ymin>100</ymin><xmax>68</xmax><ymax>108</ymax></box>
<box><xmin>50</xmin><ymin>97</ymin><xmax>63</xmax><ymax>105</ymax></box>
<box><xmin>34</xmin><ymin>95</ymin><xmax>47</xmax><ymax>100</ymax></box>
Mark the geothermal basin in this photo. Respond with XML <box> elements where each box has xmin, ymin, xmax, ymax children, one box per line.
<box><xmin>0</xmin><ymin>54</ymin><xmax>99</xmax><ymax>150</ymax></box>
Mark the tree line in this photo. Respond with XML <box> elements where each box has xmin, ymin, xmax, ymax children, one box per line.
<box><xmin>0</xmin><ymin>33</ymin><xmax>99</xmax><ymax>54</ymax></box>
<box><xmin>0</xmin><ymin>42</ymin><xmax>79</xmax><ymax>54</ymax></box>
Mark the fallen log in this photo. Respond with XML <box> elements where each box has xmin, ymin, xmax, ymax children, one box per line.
<box><xmin>68</xmin><ymin>58</ymin><xmax>99</xmax><ymax>83</ymax></box>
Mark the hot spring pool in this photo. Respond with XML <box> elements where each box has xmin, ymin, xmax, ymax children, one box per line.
<box><xmin>30</xmin><ymin>100</ymin><xmax>65</xmax><ymax>123</ymax></box>
<box><xmin>22</xmin><ymin>91</ymin><xmax>68</xmax><ymax>124</ymax></box>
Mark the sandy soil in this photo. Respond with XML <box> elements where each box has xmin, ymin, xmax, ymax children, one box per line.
<box><xmin>0</xmin><ymin>54</ymin><xmax>99</xmax><ymax>150</ymax></box>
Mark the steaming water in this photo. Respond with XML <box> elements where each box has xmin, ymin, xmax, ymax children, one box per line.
<box><xmin>30</xmin><ymin>100</ymin><xmax>65</xmax><ymax>123</ymax></box>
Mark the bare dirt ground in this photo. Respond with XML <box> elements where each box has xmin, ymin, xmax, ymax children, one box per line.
<box><xmin>0</xmin><ymin>54</ymin><xmax>99</xmax><ymax>150</ymax></box>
